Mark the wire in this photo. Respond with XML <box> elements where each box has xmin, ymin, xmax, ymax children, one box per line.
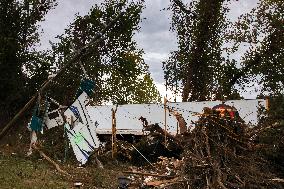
<box><xmin>119</xmin><ymin>134</ymin><xmax>154</xmax><ymax>167</ymax></box>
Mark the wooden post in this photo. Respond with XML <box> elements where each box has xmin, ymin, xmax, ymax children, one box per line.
<box><xmin>0</xmin><ymin>12</ymin><xmax>125</xmax><ymax>140</ymax></box>
<box><xmin>176</xmin><ymin>122</ymin><xmax>179</xmax><ymax>135</ymax></box>
<box><xmin>174</xmin><ymin>90</ymin><xmax>179</xmax><ymax>135</ymax></box>
<box><xmin>164</xmin><ymin>97</ymin><xmax>167</xmax><ymax>146</ymax></box>
<box><xmin>112</xmin><ymin>105</ymin><xmax>118</xmax><ymax>158</ymax></box>
<box><xmin>266</xmin><ymin>96</ymin><xmax>270</xmax><ymax>111</ymax></box>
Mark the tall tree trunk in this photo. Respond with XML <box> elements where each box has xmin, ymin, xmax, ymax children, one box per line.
<box><xmin>181</xmin><ymin>0</ymin><xmax>225</xmax><ymax>101</ymax></box>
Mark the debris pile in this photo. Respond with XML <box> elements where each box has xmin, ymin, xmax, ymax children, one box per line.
<box><xmin>130</xmin><ymin>123</ymin><xmax>183</xmax><ymax>166</ymax></box>
<box><xmin>2</xmin><ymin>92</ymin><xmax>284</xmax><ymax>189</ymax></box>
<box><xmin>121</xmin><ymin>156</ymin><xmax>183</xmax><ymax>188</ymax></box>
<box><xmin>117</xmin><ymin>107</ymin><xmax>284</xmax><ymax>188</ymax></box>
<box><xmin>179</xmin><ymin>111</ymin><xmax>264</xmax><ymax>188</ymax></box>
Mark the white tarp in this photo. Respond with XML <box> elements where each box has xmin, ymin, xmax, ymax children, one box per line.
<box><xmin>64</xmin><ymin>92</ymin><xmax>100</xmax><ymax>164</ymax></box>
<box><xmin>88</xmin><ymin>99</ymin><xmax>266</xmax><ymax>135</ymax></box>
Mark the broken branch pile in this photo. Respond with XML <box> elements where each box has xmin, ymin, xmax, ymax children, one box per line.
<box><xmin>180</xmin><ymin>112</ymin><xmax>278</xmax><ymax>188</ymax></box>
<box><xmin>117</xmin><ymin>108</ymin><xmax>284</xmax><ymax>188</ymax></box>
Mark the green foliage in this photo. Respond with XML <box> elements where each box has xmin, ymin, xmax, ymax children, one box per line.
<box><xmin>257</xmin><ymin>125</ymin><xmax>284</xmax><ymax>176</ymax></box>
<box><xmin>226</xmin><ymin>0</ymin><xmax>284</xmax><ymax>95</ymax></box>
<box><xmin>49</xmin><ymin>0</ymin><xmax>161</xmax><ymax>105</ymax></box>
<box><xmin>0</xmin><ymin>155</ymin><xmax>70</xmax><ymax>188</ymax></box>
<box><xmin>258</xmin><ymin>94</ymin><xmax>284</xmax><ymax>125</ymax></box>
<box><xmin>0</xmin><ymin>0</ymin><xmax>57</xmax><ymax>113</ymax></box>
<box><xmin>164</xmin><ymin>0</ymin><xmax>239</xmax><ymax>102</ymax></box>
<box><xmin>164</xmin><ymin>0</ymin><xmax>283</xmax><ymax>102</ymax></box>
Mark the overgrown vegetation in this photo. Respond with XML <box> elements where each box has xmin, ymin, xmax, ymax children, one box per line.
<box><xmin>0</xmin><ymin>152</ymin><xmax>127</xmax><ymax>188</ymax></box>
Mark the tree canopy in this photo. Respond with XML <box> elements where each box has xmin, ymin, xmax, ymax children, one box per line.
<box><xmin>164</xmin><ymin>0</ymin><xmax>233</xmax><ymax>102</ymax></box>
<box><xmin>163</xmin><ymin>0</ymin><xmax>283</xmax><ymax>102</ymax></box>
<box><xmin>227</xmin><ymin>0</ymin><xmax>284</xmax><ymax>95</ymax></box>
<box><xmin>0</xmin><ymin>0</ymin><xmax>57</xmax><ymax>115</ymax></box>
<box><xmin>48</xmin><ymin>0</ymin><xmax>161</xmax><ymax>105</ymax></box>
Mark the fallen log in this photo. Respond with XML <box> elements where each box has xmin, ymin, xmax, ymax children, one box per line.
<box><xmin>145</xmin><ymin>177</ymin><xmax>180</xmax><ymax>187</ymax></box>
<box><xmin>122</xmin><ymin>171</ymin><xmax>175</xmax><ymax>178</ymax></box>
<box><xmin>270</xmin><ymin>178</ymin><xmax>284</xmax><ymax>183</ymax></box>
<box><xmin>33</xmin><ymin>145</ymin><xmax>71</xmax><ymax>177</ymax></box>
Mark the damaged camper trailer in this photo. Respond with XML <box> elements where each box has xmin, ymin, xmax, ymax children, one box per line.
<box><xmin>41</xmin><ymin>96</ymin><xmax>267</xmax><ymax>164</ymax></box>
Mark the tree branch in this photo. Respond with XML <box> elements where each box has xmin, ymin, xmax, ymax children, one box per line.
<box><xmin>172</xmin><ymin>0</ymin><xmax>191</xmax><ymax>14</ymax></box>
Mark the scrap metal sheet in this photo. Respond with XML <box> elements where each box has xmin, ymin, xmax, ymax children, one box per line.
<box><xmin>87</xmin><ymin>99</ymin><xmax>266</xmax><ymax>134</ymax></box>
<box><xmin>64</xmin><ymin>92</ymin><xmax>100</xmax><ymax>164</ymax></box>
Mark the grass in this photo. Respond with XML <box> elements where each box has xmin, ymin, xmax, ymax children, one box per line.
<box><xmin>0</xmin><ymin>155</ymin><xmax>70</xmax><ymax>189</ymax></box>
<box><xmin>0</xmin><ymin>153</ymin><xmax>124</xmax><ymax>189</ymax></box>
<box><xmin>0</xmin><ymin>124</ymin><xmax>125</xmax><ymax>189</ymax></box>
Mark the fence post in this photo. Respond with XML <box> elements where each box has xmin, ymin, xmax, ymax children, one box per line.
<box><xmin>112</xmin><ymin>105</ymin><xmax>118</xmax><ymax>158</ymax></box>
<box><xmin>265</xmin><ymin>96</ymin><xmax>270</xmax><ymax>111</ymax></box>
<box><xmin>164</xmin><ymin>97</ymin><xmax>167</xmax><ymax>146</ymax></box>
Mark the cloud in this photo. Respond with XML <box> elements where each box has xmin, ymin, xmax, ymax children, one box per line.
<box><xmin>155</xmin><ymin>82</ymin><xmax>182</xmax><ymax>102</ymax></box>
<box><xmin>136</xmin><ymin>0</ymin><xmax>177</xmax><ymax>53</ymax></box>
<box><xmin>143</xmin><ymin>52</ymin><xmax>169</xmax><ymax>83</ymax></box>
<box><xmin>39</xmin><ymin>0</ymin><xmax>100</xmax><ymax>50</ymax></box>
<box><xmin>134</xmin><ymin>0</ymin><xmax>177</xmax><ymax>88</ymax></box>
<box><xmin>38</xmin><ymin>0</ymin><xmax>260</xmax><ymax>100</ymax></box>
<box><xmin>227</xmin><ymin>0</ymin><xmax>259</xmax><ymax>21</ymax></box>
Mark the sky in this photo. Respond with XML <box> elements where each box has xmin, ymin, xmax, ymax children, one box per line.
<box><xmin>39</xmin><ymin>0</ymin><xmax>259</xmax><ymax>101</ymax></box>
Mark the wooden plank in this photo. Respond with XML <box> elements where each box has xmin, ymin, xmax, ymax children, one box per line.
<box><xmin>164</xmin><ymin>97</ymin><xmax>167</xmax><ymax>145</ymax></box>
<box><xmin>145</xmin><ymin>177</ymin><xmax>179</xmax><ymax>186</ymax></box>
<box><xmin>112</xmin><ymin>105</ymin><xmax>118</xmax><ymax>158</ymax></box>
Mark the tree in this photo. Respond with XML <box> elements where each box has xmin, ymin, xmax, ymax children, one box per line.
<box><xmin>237</xmin><ymin>1</ymin><xmax>284</xmax><ymax>171</ymax></box>
<box><xmin>227</xmin><ymin>0</ymin><xmax>284</xmax><ymax>95</ymax></box>
<box><xmin>163</xmin><ymin>0</ymin><xmax>236</xmax><ymax>102</ymax></box>
<box><xmin>164</xmin><ymin>0</ymin><xmax>283</xmax><ymax>102</ymax></box>
<box><xmin>0</xmin><ymin>0</ymin><xmax>57</xmax><ymax>117</ymax></box>
<box><xmin>48</xmin><ymin>0</ymin><xmax>161</xmax><ymax>105</ymax></box>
